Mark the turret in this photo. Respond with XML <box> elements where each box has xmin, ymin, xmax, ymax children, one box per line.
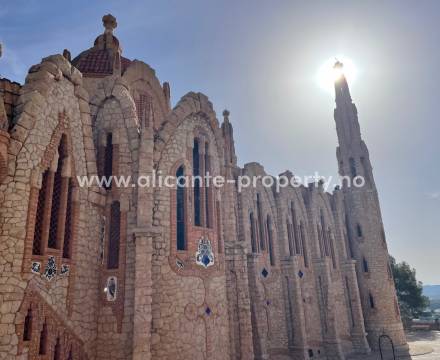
<box><xmin>221</xmin><ymin>109</ymin><xmax>237</xmax><ymax>167</ymax></box>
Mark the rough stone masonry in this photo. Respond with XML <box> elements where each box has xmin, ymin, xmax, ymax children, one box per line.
<box><xmin>0</xmin><ymin>14</ymin><xmax>407</xmax><ymax>360</ymax></box>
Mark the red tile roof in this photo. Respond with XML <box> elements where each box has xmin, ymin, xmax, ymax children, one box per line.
<box><xmin>73</xmin><ymin>49</ymin><xmax>131</xmax><ymax>76</ymax></box>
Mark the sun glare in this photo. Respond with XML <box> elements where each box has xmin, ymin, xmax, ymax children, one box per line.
<box><xmin>316</xmin><ymin>56</ymin><xmax>358</xmax><ymax>94</ymax></box>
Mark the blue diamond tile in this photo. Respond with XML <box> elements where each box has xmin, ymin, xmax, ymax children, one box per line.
<box><xmin>261</xmin><ymin>268</ymin><xmax>269</xmax><ymax>278</ymax></box>
<box><xmin>298</xmin><ymin>270</ymin><xmax>304</xmax><ymax>279</ymax></box>
<box><xmin>205</xmin><ymin>307</ymin><xmax>211</xmax><ymax>316</ymax></box>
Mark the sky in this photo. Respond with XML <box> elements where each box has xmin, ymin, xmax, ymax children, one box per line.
<box><xmin>1</xmin><ymin>0</ymin><xmax>439</xmax><ymax>284</ymax></box>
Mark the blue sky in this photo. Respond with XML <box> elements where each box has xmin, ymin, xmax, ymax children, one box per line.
<box><xmin>1</xmin><ymin>0</ymin><xmax>439</xmax><ymax>283</ymax></box>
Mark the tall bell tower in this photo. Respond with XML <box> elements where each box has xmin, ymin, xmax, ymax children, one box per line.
<box><xmin>333</xmin><ymin>61</ymin><xmax>408</xmax><ymax>351</ymax></box>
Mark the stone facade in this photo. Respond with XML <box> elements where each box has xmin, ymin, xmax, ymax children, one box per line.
<box><xmin>0</xmin><ymin>15</ymin><xmax>407</xmax><ymax>360</ymax></box>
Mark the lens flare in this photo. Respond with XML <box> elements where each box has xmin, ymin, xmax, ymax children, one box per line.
<box><xmin>316</xmin><ymin>56</ymin><xmax>357</xmax><ymax>94</ymax></box>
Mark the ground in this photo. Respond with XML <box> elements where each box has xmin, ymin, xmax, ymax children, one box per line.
<box><xmin>348</xmin><ymin>331</ymin><xmax>440</xmax><ymax>360</ymax></box>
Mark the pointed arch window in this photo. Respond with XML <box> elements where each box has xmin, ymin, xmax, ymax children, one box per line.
<box><xmin>362</xmin><ymin>257</ymin><xmax>369</xmax><ymax>273</ymax></box>
<box><xmin>216</xmin><ymin>200</ymin><xmax>222</xmax><ymax>253</ymax></box>
<box><xmin>53</xmin><ymin>337</ymin><xmax>61</xmax><ymax>360</ymax></box>
<box><xmin>369</xmin><ymin>293</ymin><xmax>375</xmax><ymax>309</ymax></box>
<box><xmin>356</xmin><ymin>223</ymin><xmax>363</xmax><ymax>238</ymax></box>
<box><xmin>290</xmin><ymin>202</ymin><xmax>300</xmax><ymax>254</ymax></box>
<box><xmin>107</xmin><ymin>201</ymin><xmax>121</xmax><ymax>269</ymax></box>
<box><xmin>38</xmin><ymin>321</ymin><xmax>48</xmax><ymax>355</ymax></box>
<box><xmin>104</xmin><ymin>133</ymin><xmax>113</xmax><ymax>190</ymax></box>
<box><xmin>204</xmin><ymin>142</ymin><xmax>211</xmax><ymax>228</ymax></box>
<box><xmin>23</xmin><ymin>307</ymin><xmax>32</xmax><ymax>341</ymax></box>
<box><xmin>256</xmin><ymin>194</ymin><xmax>266</xmax><ymax>251</ymax></box>
<box><xmin>266</xmin><ymin>215</ymin><xmax>275</xmax><ymax>266</ymax></box>
<box><xmin>300</xmin><ymin>222</ymin><xmax>309</xmax><ymax>268</ymax></box>
<box><xmin>32</xmin><ymin>170</ymin><xmax>49</xmax><ymax>255</ymax></box>
<box><xmin>193</xmin><ymin>139</ymin><xmax>201</xmax><ymax>226</ymax></box>
<box><xmin>349</xmin><ymin>157</ymin><xmax>357</xmax><ymax>178</ymax></box>
<box><xmin>48</xmin><ymin>136</ymin><xmax>67</xmax><ymax>249</ymax></box>
<box><xmin>286</xmin><ymin>219</ymin><xmax>293</xmax><ymax>256</ymax></box>
<box><xmin>31</xmin><ymin>134</ymin><xmax>77</xmax><ymax>259</ymax></box>
<box><xmin>176</xmin><ymin>165</ymin><xmax>186</xmax><ymax>251</ymax></box>
<box><xmin>250</xmin><ymin>212</ymin><xmax>257</xmax><ymax>253</ymax></box>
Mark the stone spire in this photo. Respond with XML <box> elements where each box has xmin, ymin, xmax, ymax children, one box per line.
<box><xmin>333</xmin><ymin>61</ymin><xmax>408</xmax><ymax>352</ymax></box>
<box><xmin>103</xmin><ymin>14</ymin><xmax>117</xmax><ymax>34</ymax></box>
<box><xmin>221</xmin><ymin>109</ymin><xmax>237</xmax><ymax>167</ymax></box>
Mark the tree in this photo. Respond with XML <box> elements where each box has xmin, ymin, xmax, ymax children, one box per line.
<box><xmin>390</xmin><ymin>256</ymin><xmax>430</xmax><ymax>327</ymax></box>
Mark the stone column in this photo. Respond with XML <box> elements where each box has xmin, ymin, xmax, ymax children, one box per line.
<box><xmin>341</xmin><ymin>260</ymin><xmax>371</xmax><ymax>354</ymax></box>
<box><xmin>132</xmin><ymin>229</ymin><xmax>154</xmax><ymax>360</ymax></box>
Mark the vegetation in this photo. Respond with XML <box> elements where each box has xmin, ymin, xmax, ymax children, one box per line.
<box><xmin>390</xmin><ymin>256</ymin><xmax>430</xmax><ymax>327</ymax></box>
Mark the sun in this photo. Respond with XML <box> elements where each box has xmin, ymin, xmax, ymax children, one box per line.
<box><xmin>316</xmin><ymin>56</ymin><xmax>358</xmax><ymax>94</ymax></box>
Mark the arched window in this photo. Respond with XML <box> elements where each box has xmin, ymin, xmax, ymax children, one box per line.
<box><xmin>328</xmin><ymin>229</ymin><xmax>337</xmax><ymax>269</ymax></box>
<box><xmin>63</xmin><ymin>179</ymin><xmax>74</xmax><ymax>259</ymax></box>
<box><xmin>33</xmin><ymin>170</ymin><xmax>49</xmax><ymax>255</ymax></box>
<box><xmin>300</xmin><ymin>222</ymin><xmax>309</xmax><ymax>268</ymax></box>
<box><xmin>39</xmin><ymin>321</ymin><xmax>47</xmax><ymax>355</ymax></box>
<box><xmin>362</xmin><ymin>257</ymin><xmax>369</xmax><ymax>273</ymax></box>
<box><xmin>23</xmin><ymin>307</ymin><xmax>32</xmax><ymax>341</ymax></box>
<box><xmin>256</xmin><ymin>194</ymin><xmax>265</xmax><ymax>250</ymax></box>
<box><xmin>290</xmin><ymin>202</ymin><xmax>300</xmax><ymax>255</ymax></box>
<box><xmin>48</xmin><ymin>136</ymin><xmax>67</xmax><ymax>249</ymax></box>
<box><xmin>176</xmin><ymin>165</ymin><xmax>186</xmax><ymax>251</ymax></box>
<box><xmin>356</xmin><ymin>223</ymin><xmax>363</xmax><ymax>238</ymax></box>
<box><xmin>31</xmin><ymin>134</ymin><xmax>76</xmax><ymax>258</ymax></box>
<box><xmin>266</xmin><ymin>215</ymin><xmax>275</xmax><ymax>266</ymax></box>
<box><xmin>250</xmin><ymin>212</ymin><xmax>257</xmax><ymax>253</ymax></box>
<box><xmin>204</xmin><ymin>142</ymin><xmax>211</xmax><ymax>228</ymax></box>
<box><xmin>193</xmin><ymin>139</ymin><xmax>201</xmax><ymax>226</ymax></box>
<box><xmin>104</xmin><ymin>133</ymin><xmax>113</xmax><ymax>190</ymax></box>
<box><xmin>286</xmin><ymin>219</ymin><xmax>293</xmax><ymax>256</ymax></box>
<box><xmin>107</xmin><ymin>201</ymin><xmax>121</xmax><ymax>269</ymax></box>
<box><xmin>216</xmin><ymin>201</ymin><xmax>222</xmax><ymax>253</ymax></box>
<box><xmin>67</xmin><ymin>347</ymin><xmax>73</xmax><ymax>360</ymax></box>
<box><xmin>369</xmin><ymin>293</ymin><xmax>375</xmax><ymax>309</ymax></box>
<box><xmin>53</xmin><ymin>337</ymin><xmax>61</xmax><ymax>360</ymax></box>
<box><xmin>349</xmin><ymin>157</ymin><xmax>357</xmax><ymax>178</ymax></box>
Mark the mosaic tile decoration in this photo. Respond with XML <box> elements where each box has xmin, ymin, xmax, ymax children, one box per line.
<box><xmin>195</xmin><ymin>237</ymin><xmax>214</xmax><ymax>268</ymax></box>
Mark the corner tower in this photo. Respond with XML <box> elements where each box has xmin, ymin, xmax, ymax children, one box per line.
<box><xmin>333</xmin><ymin>61</ymin><xmax>407</xmax><ymax>351</ymax></box>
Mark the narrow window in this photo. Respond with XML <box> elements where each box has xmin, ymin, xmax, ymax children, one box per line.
<box><xmin>39</xmin><ymin>321</ymin><xmax>48</xmax><ymax>355</ymax></box>
<box><xmin>290</xmin><ymin>202</ymin><xmax>300</xmax><ymax>254</ymax></box>
<box><xmin>204</xmin><ymin>142</ymin><xmax>211</xmax><ymax>228</ymax></box>
<box><xmin>362</xmin><ymin>257</ymin><xmax>369</xmax><ymax>273</ymax></box>
<box><xmin>286</xmin><ymin>220</ymin><xmax>293</xmax><ymax>256</ymax></box>
<box><xmin>387</xmin><ymin>262</ymin><xmax>393</xmax><ymax>279</ymax></box>
<box><xmin>317</xmin><ymin>224</ymin><xmax>324</xmax><ymax>258</ymax></box>
<box><xmin>256</xmin><ymin>194</ymin><xmax>265</xmax><ymax>250</ymax></box>
<box><xmin>300</xmin><ymin>222</ymin><xmax>309</xmax><ymax>268</ymax></box>
<box><xmin>360</xmin><ymin>157</ymin><xmax>370</xmax><ymax>184</ymax></box>
<box><xmin>176</xmin><ymin>166</ymin><xmax>186</xmax><ymax>251</ymax></box>
<box><xmin>328</xmin><ymin>230</ymin><xmax>337</xmax><ymax>269</ymax></box>
<box><xmin>349</xmin><ymin>157</ymin><xmax>357</xmax><ymax>178</ymax></box>
<box><xmin>67</xmin><ymin>348</ymin><xmax>73</xmax><ymax>360</ymax></box>
<box><xmin>107</xmin><ymin>201</ymin><xmax>121</xmax><ymax>269</ymax></box>
<box><xmin>53</xmin><ymin>337</ymin><xmax>61</xmax><ymax>360</ymax></box>
<box><xmin>356</xmin><ymin>223</ymin><xmax>363</xmax><ymax>238</ymax></box>
<box><xmin>369</xmin><ymin>293</ymin><xmax>375</xmax><ymax>309</ymax></box>
<box><xmin>266</xmin><ymin>215</ymin><xmax>275</xmax><ymax>266</ymax></box>
<box><xmin>193</xmin><ymin>139</ymin><xmax>201</xmax><ymax>226</ymax></box>
<box><xmin>33</xmin><ymin>170</ymin><xmax>49</xmax><ymax>255</ymax></box>
<box><xmin>216</xmin><ymin>201</ymin><xmax>222</xmax><ymax>253</ymax></box>
<box><xmin>63</xmin><ymin>179</ymin><xmax>73</xmax><ymax>259</ymax></box>
<box><xmin>250</xmin><ymin>212</ymin><xmax>257</xmax><ymax>253</ymax></box>
<box><xmin>23</xmin><ymin>307</ymin><xmax>32</xmax><ymax>341</ymax></box>
<box><xmin>104</xmin><ymin>133</ymin><xmax>113</xmax><ymax>190</ymax></box>
<box><xmin>48</xmin><ymin>136</ymin><xmax>67</xmax><ymax>249</ymax></box>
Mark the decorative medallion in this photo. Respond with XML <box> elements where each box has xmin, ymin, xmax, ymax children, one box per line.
<box><xmin>43</xmin><ymin>256</ymin><xmax>57</xmax><ymax>281</ymax></box>
<box><xmin>60</xmin><ymin>264</ymin><xmax>69</xmax><ymax>276</ymax></box>
<box><xmin>31</xmin><ymin>261</ymin><xmax>41</xmax><ymax>274</ymax></box>
<box><xmin>195</xmin><ymin>237</ymin><xmax>214</xmax><ymax>268</ymax></box>
<box><xmin>105</xmin><ymin>276</ymin><xmax>117</xmax><ymax>302</ymax></box>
